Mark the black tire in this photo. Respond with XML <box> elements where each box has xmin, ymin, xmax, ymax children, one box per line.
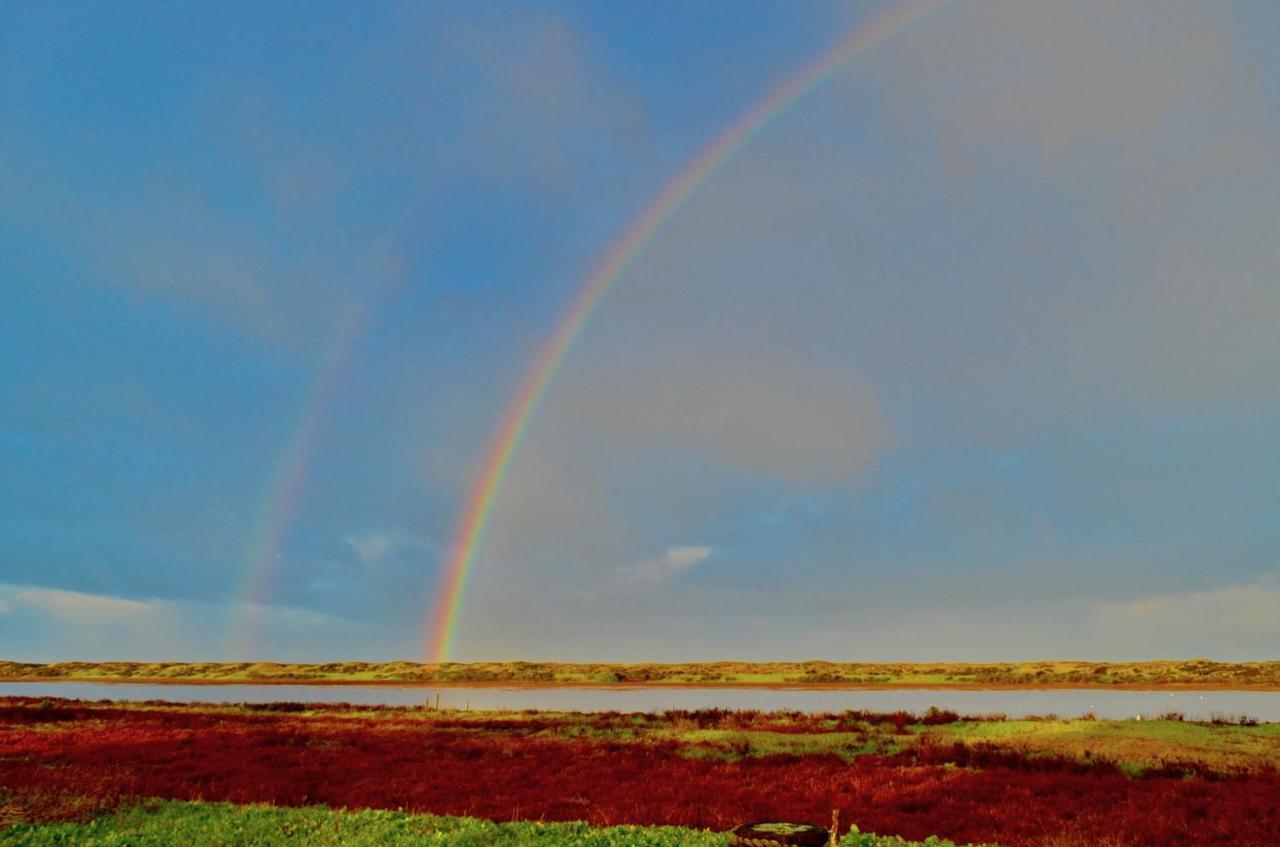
<box><xmin>727</xmin><ymin>822</ymin><xmax>830</xmax><ymax>847</ymax></box>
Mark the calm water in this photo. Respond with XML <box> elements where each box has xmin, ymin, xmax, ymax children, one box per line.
<box><xmin>2</xmin><ymin>682</ymin><xmax>1278</xmax><ymax>721</ymax></box>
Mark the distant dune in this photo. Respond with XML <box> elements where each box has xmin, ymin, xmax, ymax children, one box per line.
<box><xmin>2</xmin><ymin>659</ymin><xmax>1279</xmax><ymax>689</ymax></box>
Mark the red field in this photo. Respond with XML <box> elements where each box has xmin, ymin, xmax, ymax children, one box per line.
<box><xmin>2</xmin><ymin>699</ymin><xmax>1277</xmax><ymax>846</ymax></box>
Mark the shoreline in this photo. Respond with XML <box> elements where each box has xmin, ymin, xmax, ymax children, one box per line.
<box><xmin>3</xmin><ymin>676</ymin><xmax>1279</xmax><ymax>692</ymax></box>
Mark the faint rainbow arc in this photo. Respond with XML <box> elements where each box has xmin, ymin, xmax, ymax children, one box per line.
<box><xmin>228</xmin><ymin>306</ymin><xmax>366</xmax><ymax>660</ymax></box>
<box><xmin>426</xmin><ymin>0</ymin><xmax>951</xmax><ymax>662</ymax></box>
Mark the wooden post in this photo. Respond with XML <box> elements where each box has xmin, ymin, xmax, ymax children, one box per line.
<box><xmin>435</xmin><ymin>693</ymin><xmax>440</xmax><ymax>710</ymax></box>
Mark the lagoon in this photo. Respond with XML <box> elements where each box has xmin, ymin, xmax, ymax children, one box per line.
<box><xmin>3</xmin><ymin>681</ymin><xmax>1279</xmax><ymax>721</ymax></box>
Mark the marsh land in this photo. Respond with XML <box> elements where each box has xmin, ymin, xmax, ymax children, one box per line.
<box><xmin>1</xmin><ymin>696</ymin><xmax>1277</xmax><ymax>846</ymax></box>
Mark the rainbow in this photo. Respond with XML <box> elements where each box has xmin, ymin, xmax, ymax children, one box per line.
<box><xmin>228</xmin><ymin>306</ymin><xmax>366</xmax><ymax>659</ymax></box>
<box><xmin>425</xmin><ymin>0</ymin><xmax>952</xmax><ymax>662</ymax></box>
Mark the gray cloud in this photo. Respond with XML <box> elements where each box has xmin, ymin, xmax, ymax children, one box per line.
<box><xmin>470</xmin><ymin>138</ymin><xmax>904</xmax><ymax>586</ymax></box>
<box><xmin>550</xmin><ymin>352</ymin><xmax>893</xmax><ymax>483</ymax></box>
<box><xmin>872</xmin><ymin>0</ymin><xmax>1240</xmax><ymax>165</ymax></box>
<box><xmin>455</xmin><ymin>572</ymin><xmax>1280</xmax><ymax>663</ymax></box>
<box><xmin>444</xmin><ymin>1</ymin><xmax>1280</xmax><ymax>659</ymax></box>
<box><xmin>865</xmin><ymin>0</ymin><xmax>1280</xmax><ymax>409</ymax></box>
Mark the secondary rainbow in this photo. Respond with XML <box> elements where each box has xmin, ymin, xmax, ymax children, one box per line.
<box><xmin>229</xmin><ymin>306</ymin><xmax>366</xmax><ymax>659</ymax></box>
<box><xmin>426</xmin><ymin>0</ymin><xmax>952</xmax><ymax>662</ymax></box>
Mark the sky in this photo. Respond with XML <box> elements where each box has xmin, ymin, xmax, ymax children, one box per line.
<box><xmin>2</xmin><ymin>0</ymin><xmax>1279</xmax><ymax>663</ymax></box>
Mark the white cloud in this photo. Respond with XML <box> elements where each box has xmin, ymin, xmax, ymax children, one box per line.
<box><xmin>0</xmin><ymin>584</ymin><xmax>182</xmax><ymax>660</ymax></box>
<box><xmin>343</xmin><ymin>530</ymin><xmax>433</xmax><ymax>566</ymax></box>
<box><xmin>8</xmin><ymin>585</ymin><xmax>154</xmax><ymax>622</ymax></box>
<box><xmin>614</xmin><ymin>545</ymin><xmax>713</xmax><ymax>590</ymax></box>
<box><xmin>0</xmin><ymin>583</ymin><xmax>378</xmax><ymax>662</ymax></box>
<box><xmin>345</xmin><ymin>532</ymin><xmax>395</xmax><ymax>566</ymax></box>
<box><xmin>1100</xmin><ymin>576</ymin><xmax>1280</xmax><ymax>634</ymax></box>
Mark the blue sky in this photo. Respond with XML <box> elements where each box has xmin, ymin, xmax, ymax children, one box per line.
<box><xmin>3</xmin><ymin>1</ymin><xmax>1278</xmax><ymax>662</ymax></box>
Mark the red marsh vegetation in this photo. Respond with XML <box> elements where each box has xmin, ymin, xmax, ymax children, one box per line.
<box><xmin>1</xmin><ymin>699</ymin><xmax>1277</xmax><ymax>846</ymax></box>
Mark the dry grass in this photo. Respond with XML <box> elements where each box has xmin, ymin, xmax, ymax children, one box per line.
<box><xmin>3</xmin><ymin>659</ymin><xmax>1280</xmax><ymax>688</ymax></box>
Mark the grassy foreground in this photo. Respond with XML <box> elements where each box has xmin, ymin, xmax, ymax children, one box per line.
<box><xmin>0</xmin><ymin>801</ymin><xmax>976</xmax><ymax>846</ymax></box>
<box><xmin>3</xmin><ymin>658</ymin><xmax>1279</xmax><ymax>687</ymax></box>
<box><xmin>3</xmin><ymin>699</ymin><xmax>1277</xmax><ymax>846</ymax></box>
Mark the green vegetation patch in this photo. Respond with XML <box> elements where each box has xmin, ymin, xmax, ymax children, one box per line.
<box><xmin>672</xmin><ymin>729</ymin><xmax>896</xmax><ymax>760</ymax></box>
<box><xmin>0</xmin><ymin>801</ymin><xmax>983</xmax><ymax>847</ymax></box>
<box><xmin>923</xmin><ymin>718</ymin><xmax>1280</xmax><ymax>772</ymax></box>
<box><xmin>1</xmin><ymin>801</ymin><xmax>723</xmax><ymax>846</ymax></box>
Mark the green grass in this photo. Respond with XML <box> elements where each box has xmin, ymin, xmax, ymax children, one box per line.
<box><xmin>0</xmin><ymin>803</ymin><xmax>719</xmax><ymax>847</ymax></box>
<box><xmin>0</xmin><ymin>801</ymin><xmax>981</xmax><ymax>847</ymax></box>
<box><xmin>926</xmin><ymin>717</ymin><xmax>1280</xmax><ymax>772</ymax></box>
<box><xmin>666</xmin><ymin>728</ymin><xmax>897</xmax><ymax>760</ymax></box>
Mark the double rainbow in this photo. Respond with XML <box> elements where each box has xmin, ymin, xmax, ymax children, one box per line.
<box><xmin>425</xmin><ymin>0</ymin><xmax>951</xmax><ymax>662</ymax></box>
